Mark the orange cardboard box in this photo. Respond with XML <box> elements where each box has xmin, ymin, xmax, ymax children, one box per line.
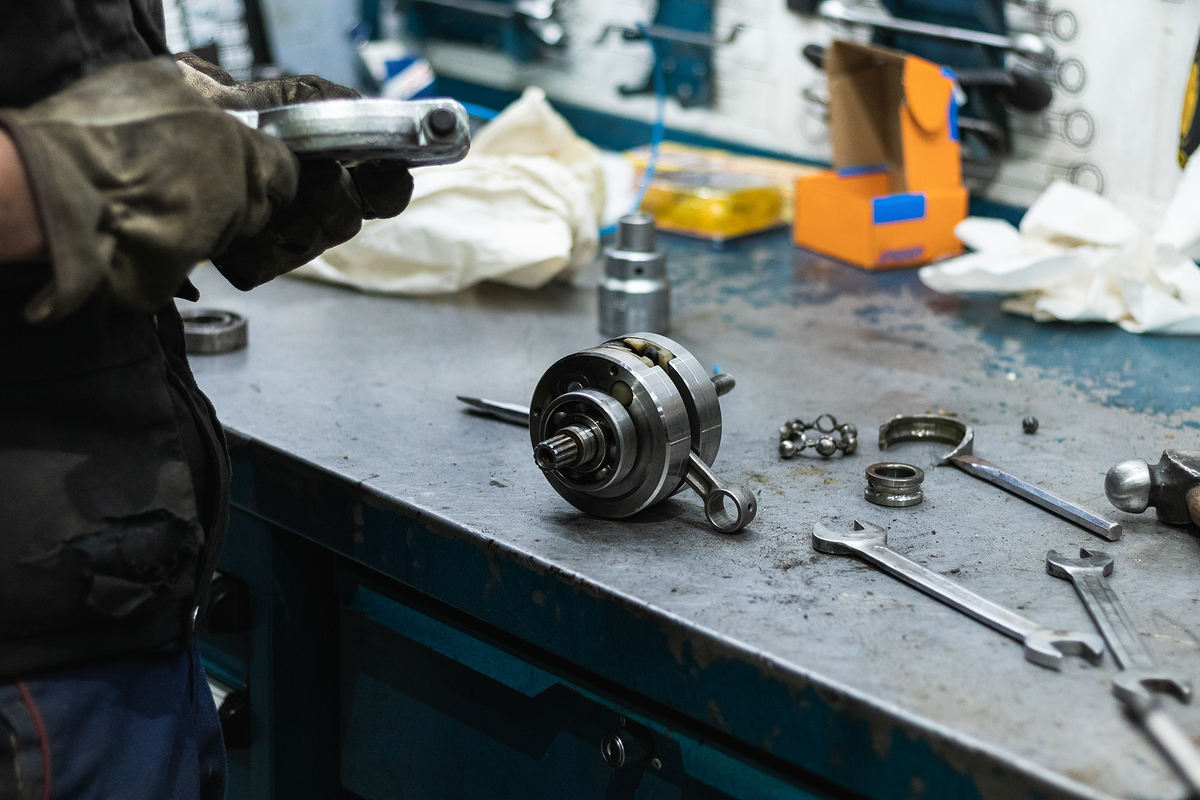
<box><xmin>794</xmin><ymin>41</ymin><xmax>968</xmax><ymax>269</ymax></box>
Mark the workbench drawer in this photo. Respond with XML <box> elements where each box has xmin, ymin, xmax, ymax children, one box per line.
<box><xmin>339</xmin><ymin>577</ymin><xmax>828</xmax><ymax>800</ymax></box>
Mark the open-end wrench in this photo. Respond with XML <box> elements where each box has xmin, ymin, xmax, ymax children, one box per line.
<box><xmin>1046</xmin><ymin>549</ymin><xmax>1200</xmax><ymax>794</ymax></box>
<box><xmin>879</xmin><ymin>415</ymin><xmax>1122</xmax><ymax>541</ymax></box>
<box><xmin>1114</xmin><ymin>690</ymin><xmax>1200</xmax><ymax>797</ymax></box>
<box><xmin>813</xmin><ymin>520</ymin><xmax>1105</xmax><ymax>670</ymax></box>
<box><xmin>1046</xmin><ymin>549</ymin><xmax>1192</xmax><ymax>699</ymax></box>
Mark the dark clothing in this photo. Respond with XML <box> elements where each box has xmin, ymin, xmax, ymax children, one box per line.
<box><xmin>0</xmin><ymin>649</ymin><xmax>225</xmax><ymax>799</ymax></box>
<box><xmin>0</xmin><ymin>0</ymin><xmax>169</xmax><ymax>109</ymax></box>
<box><xmin>0</xmin><ymin>2</ymin><xmax>226</xmax><ymax>679</ymax></box>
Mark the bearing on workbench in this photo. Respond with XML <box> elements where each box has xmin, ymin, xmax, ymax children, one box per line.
<box><xmin>778</xmin><ymin>414</ymin><xmax>858</xmax><ymax>459</ymax></box>
<box><xmin>864</xmin><ymin>462</ymin><xmax>925</xmax><ymax>507</ymax></box>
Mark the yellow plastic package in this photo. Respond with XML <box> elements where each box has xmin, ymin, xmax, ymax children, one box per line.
<box><xmin>626</xmin><ymin>143</ymin><xmax>818</xmax><ymax>242</ymax></box>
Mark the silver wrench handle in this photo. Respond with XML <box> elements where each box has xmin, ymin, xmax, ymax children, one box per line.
<box><xmin>951</xmin><ymin>455</ymin><xmax>1122</xmax><ymax>541</ymax></box>
<box><xmin>852</xmin><ymin>542</ymin><xmax>1041</xmax><ymax>643</ymax></box>
<box><xmin>683</xmin><ymin>451</ymin><xmax>757</xmax><ymax>533</ymax></box>
<box><xmin>1075</xmin><ymin>574</ymin><xmax>1157</xmax><ymax>672</ymax></box>
<box><xmin>1122</xmin><ymin>693</ymin><xmax>1200</xmax><ymax>795</ymax></box>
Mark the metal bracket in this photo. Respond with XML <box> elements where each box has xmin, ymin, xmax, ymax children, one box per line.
<box><xmin>594</xmin><ymin>22</ymin><xmax>743</xmax><ymax>49</ymax></box>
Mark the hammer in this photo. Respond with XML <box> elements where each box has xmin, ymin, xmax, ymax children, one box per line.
<box><xmin>1106</xmin><ymin>450</ymin><xmax>1200</xmax><ymax>527</ymax></box>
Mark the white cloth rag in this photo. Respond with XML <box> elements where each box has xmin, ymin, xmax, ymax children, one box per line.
<box><xmin>919</xmin><ymin>163</ymin><xmax>1200</xmax><ymax>334</ymax></box>
<box><xmin>290</xmin><ymin>86</ymin><xmax>603</xmax><ymax>295</ymax></box>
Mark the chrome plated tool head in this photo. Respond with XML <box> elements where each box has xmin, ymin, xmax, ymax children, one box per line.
<box><xmin>1047</xmin><ymin>547</ymin><xmax>1192</xmax><ymax>702</ymax></box>
<box><xmin>815</xmin><ymin>520</ymin><xmax>1105</xmax><ymax>670</ymax></box>
<box><xmin>1105</xmin><ymin>450</ymin><xmax>1200</xmax><ymax>527</ymax></box>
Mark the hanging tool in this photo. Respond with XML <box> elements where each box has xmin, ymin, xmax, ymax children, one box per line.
<box><xmin>879</xmin><ymin>415</ymin><xmax>1122</xmax><ymax>540</ymax></box>
<box><xmin>817</xmin><ymin>1</ymin><xmax>1056</xmax><ymax>66</ymax></box>
<box><xmin>1046</xmin><ymin>549</ymin><xmax>1200</xmax><ymax>794</ymax></box>
<box><xmin>812</xmin><ymin>520</ymin><xmax>1105</xmax><ymax>669</ymax></box>
<box><xmin>595</xmin><ymin>0</ymin><xmax>743</xmax><ymax>108</ymax></box>
<box><xmin>801</xmin><ymin>44</ymin><xmax>1052</xmax><ymax>113</ymax></box>
<box><xmin>1105</xmin><ymin>450</ymin><xmax>1200</xmax><ymax>528</ymax></box>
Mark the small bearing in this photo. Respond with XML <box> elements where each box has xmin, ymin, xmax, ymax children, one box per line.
<box><xmin>181</xmin><ymin>308</ymin><xmax>248</xmax><ymax>355</ymax></box>
<box><xmin>864</xmin><ymin>462</ymin><xmax>924</xmax><ymax>508</ymax></box>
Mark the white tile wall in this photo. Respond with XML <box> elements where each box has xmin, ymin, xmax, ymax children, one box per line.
<box><xmin>418</xmin><ymin>0</ymin><xmax>1200</xmax><ymax>225</ymax></box>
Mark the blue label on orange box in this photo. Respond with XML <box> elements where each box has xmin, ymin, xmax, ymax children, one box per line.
<box><xmin>872</xmin><ymin>193</ymin><xmax>927</xmax><ymax>224</ymax></box>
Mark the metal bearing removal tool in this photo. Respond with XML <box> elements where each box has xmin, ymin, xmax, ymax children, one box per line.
<box><xmin>1046</xmin><ymin>549</ymin><xmax>1200</xmax><ymax>794</ymax></box>
<box><xmin>460</xmin><ymin>334</ymin><xmax>755</xmax><ymax>533</ymax></box>
<box><xmin>879</xmin><ymin>414</ymin><xmax>1122</xmax><ymax>541</ymax></box>
<box><xmin>812</xmin><ymin>520</ymin><xmax>1105</xmax><ymax>670</ymax></box>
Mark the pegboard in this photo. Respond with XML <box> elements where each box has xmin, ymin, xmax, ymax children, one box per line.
<box><xmin>417</xmin><ymin>0</ymin><xmax>1200</xmax><ymax>227</ymax></box>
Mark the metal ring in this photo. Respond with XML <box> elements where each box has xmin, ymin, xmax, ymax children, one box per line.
<box><xmin>180</xmin><ymin>308</ymin><xmax>248</xmax><ymax>355</ymax></box>
<box><xmin>703</xmin><ymin>485</ymin><xmax>757</xmax><ymax>534</ymax></box>
<box><xmin>813</xmin><ymin>413</ymin><xmax>838</xmax><ymax>434</ymax></box>
<box><xmin>864</xmin><ymin>462</ymin><xmax>925</xmax><ymax>508</ymax></box>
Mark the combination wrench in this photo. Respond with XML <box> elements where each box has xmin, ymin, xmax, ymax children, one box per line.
<box><xmin>813</xmin><ymin>520</ymin><xmax>1105</xmax><ymax>670</ymax></box>
<box><xmin>1046</xmin><ymin>549</ymin><xmax>1200</xmax><ymax>794</ymax></box>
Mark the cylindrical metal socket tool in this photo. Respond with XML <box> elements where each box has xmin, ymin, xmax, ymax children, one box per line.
<box><xmin>599</xmin><ymin>213</ymin><xmax>670</xmax><ymax>336</ymax></box>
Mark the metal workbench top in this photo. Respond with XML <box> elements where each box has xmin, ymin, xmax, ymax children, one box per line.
<box><xmin>186</xmin><ymin>232</ymin><xmax>1200</xmax><ymax>800</ymax></box>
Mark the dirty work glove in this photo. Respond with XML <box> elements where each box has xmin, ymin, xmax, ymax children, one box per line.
<box><xmin>0</xmin><ymin>58</ymin><xmax>299</xmax><ymax>324</ymax></box>
<box><xmin>176</xmin><ymin>53</ymin><xmax>414</xmax><ymax>289</ymax></box>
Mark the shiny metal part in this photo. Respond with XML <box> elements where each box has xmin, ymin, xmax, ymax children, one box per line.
<box><xmin>864</xmin><ymin>463</ymin><xmax>924</xmax><ymax>508</ymax></box>
<box><xmin>1045</xmin><ymin>549</ymin><xmax>1192</xmax><ymax>701</ymax></box>
<box><xmin>878</xmin><ymin>414</ymin><xmax>974</xmax><ymax>463</ymax></box>
<box><xmin>599</xmin><ymin>214</ymin><xmax>671</xmax><ymax>336</ymax></box>
<box><xmin>813</xmin><ymin>520</ymin><xmax>1105</xmax><ymax>670</ymax></box>
<box><xmin>456</xmin><ymin>395</ymin><xmax>531</xmax><ymax>426</ymax></box>
<box><xmin>1115</xmin><ymin>691</ymin><xmax>1200</xmax><ymax>796</ymax></box>
<box><xmin>818</xmin><ymin>0</ymin><xmax>1056</xmax><ymax>65</ymax></box>
<box><xmin>233</xmin><ymin>98</ymin><xmax>470</xmax><ymax>166</ymax></box>
<box><xmin>528</xmin><ymin>334</ymin><xmax>755</xmax><ymax>533</ymax></box>
<box><xmin>1105</xmin><ymin>450</ymin><xmax>1200</xmax><ymax>527</ymax></box>
<box><xmin>1046</xmin><ymin>548</ymin><xmax>1200</xmax><ymax>795</ymax></box>
<box><xmin>600</xmin><ymin>724</ymin><xmax>652</xmax><ymax>768</ymax></box>
<box><xmin>879</xmin><ymin>414</ymin><xmax>1122</xmax><ymax>541</ymax></box>
<box><xmin>683</xmin><ymin>451</ymin><xmax>757</xmax><ymax>534</ymax></box>
<box><xmin>779</xmin><ymin>414</ymin><xmax>858</xmax><ymax>459</ymax></box>
<box><xmin>1022</xmin><ymin>416</ymin><xmax>1039</xmax><ymax>434</ymax></box>
<box><xmin>181</xmin><ymin>308</ymin><xmax>248</xmax><ymax>355</ymax></box>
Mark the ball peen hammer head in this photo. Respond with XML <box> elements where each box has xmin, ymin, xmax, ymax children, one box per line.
<box><xmin>1105</xmin><ymin>450</ymin><xmax>1200</xmax><ymax>527</ymax></box>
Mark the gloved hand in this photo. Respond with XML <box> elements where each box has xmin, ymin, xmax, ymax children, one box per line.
<box><xmin>176</xmin><ymin>53</ymin><xmax>414</xmax><ymax>290</ymax></box>
<box><xmin>0</xmin><ymin>57</ymin><xmax>299</xmax><ymax>323</ymax></box>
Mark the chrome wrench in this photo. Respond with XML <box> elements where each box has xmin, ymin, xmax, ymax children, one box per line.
<box><xmin>1046</xmin><ymin>549</ymin><xmax>1200</xmax><ymax>794</ymax></box>
<box><xmin>813</xmin><ymin>520</ymin><xmax>1105</xmax><ymax>670</ymax></box>
<box><xmin>879</xmin><ymin>415</ymin><xmax>1122</xmax><ymax>541</ymax></box>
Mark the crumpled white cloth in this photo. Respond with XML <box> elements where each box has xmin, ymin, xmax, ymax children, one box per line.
<box><xmin>290</xmin><ymin>86</ymin><xmax>603</xmax><ymax>295</ymax></box>
<box><xmin>919</xmin><ymin>164</ymin><xmax>1200</xmax><ymax>334</ymax></box>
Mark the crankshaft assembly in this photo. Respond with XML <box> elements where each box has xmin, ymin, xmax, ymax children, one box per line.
<box><xmin>529</xmin><ymin>334</ymin><xmax>756</xmax><ymax>533</ymax></box>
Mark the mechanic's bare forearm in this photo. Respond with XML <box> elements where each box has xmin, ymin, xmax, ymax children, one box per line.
<box><xmin>0</xmin><ymin>129</ymin><xmax>47</xmax><ymax>262</ymax></box>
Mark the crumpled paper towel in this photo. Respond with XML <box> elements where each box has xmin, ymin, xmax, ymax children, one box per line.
<box><xmin>290</xmin><ymin>86</ymin><xmax>603</xmax><ymax>294</ymax></box>
<box><xmin>919</xmin><ymin>165</ymin><xmax>1200</xmax><ymax>334</ymax></box>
